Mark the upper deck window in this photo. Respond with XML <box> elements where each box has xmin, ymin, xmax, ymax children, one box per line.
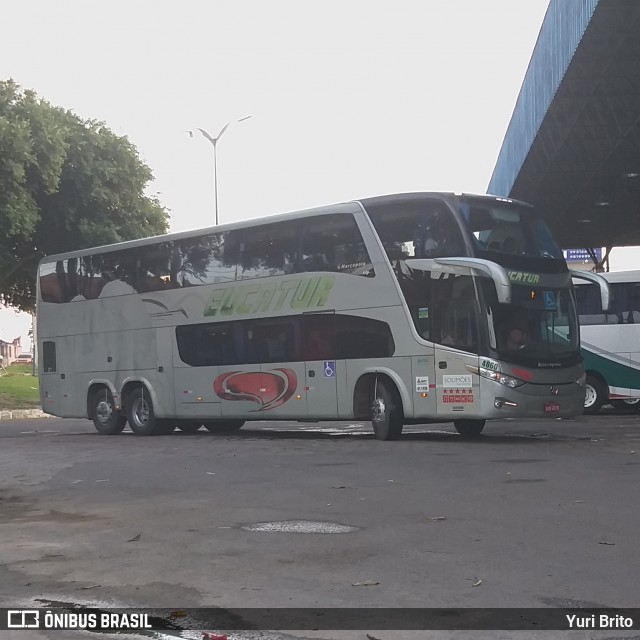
<box><xmin>366</xmin><ymin>201</ymin><xmax>467</xmax><ymax>261</ymax></box>
<box><xmin>39</xmin><ymin>214</ymin><xmax>374</xmax><ymax>303</ymax></box>
<box><xmin>460</xmin><ymin>198</ymin><xmax>563</xmax><ymax>261</ymax></box>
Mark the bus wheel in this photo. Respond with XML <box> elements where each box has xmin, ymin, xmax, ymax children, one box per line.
<box><xmin>454</xmin><ymin>419</ymin><xmax>485</xmax><ymax>438</ymax></box>
<box><xmin>583</xmin><ymin>375</ymin><xmax>606</xmax><ymax>414</ymax></box>
<box><xmin>126</xmin><ymin>387</ymin><xmax>161</xmax><ymax>436</ymax></box>
<box><xmin>370</xmin><ymin>380</ymin><xmax>404</xmax><ymax>441</ymax></box>
<box><xmin>176</xmin><ymin>422</ymin><xmax>202</xmax><ymax>433</ymax></box>
<box><xmin>90</xmin><ymin>389</ymin><xmax>126</xmax><ymax>435</ymax></box>
<box><xmin>203</xmin><ymin>420</ymin><xmax>245</xmax><ymax>433</ymax></box>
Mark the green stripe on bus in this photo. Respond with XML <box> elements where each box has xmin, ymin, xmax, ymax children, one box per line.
<box><xmin>581</xmin><ymin>348</ymin><xmax>640</xmax><ymax>392</ymax></box>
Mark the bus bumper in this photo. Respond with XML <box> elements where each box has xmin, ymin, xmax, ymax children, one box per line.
<box><xmin>480</xmin><ymin>381</ymin><xmax>586</xmax><ymax>419</ymax></box>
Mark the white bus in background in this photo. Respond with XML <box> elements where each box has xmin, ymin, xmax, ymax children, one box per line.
<box><xmin>573</xmin><ymin>270</ymin><xmax>640</xmax><ymax>414</ymax></box>
<box><xmin>36</xmin><ymin>193</ymin><xmax>609</xmax><ymax>440</ymax></box>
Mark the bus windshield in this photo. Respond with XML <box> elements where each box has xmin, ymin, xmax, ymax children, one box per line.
<box><xmin>460</xmin><ymin>197</ymin><xmax>563</xmax><ymax>261</ymax></box>
<box><xmin>483</xmin><ymin>281</ymin><xmax>580</xmax><ymax>364</ymax></box>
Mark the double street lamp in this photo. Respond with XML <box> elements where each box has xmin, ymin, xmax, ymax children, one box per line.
<box><xmin>194</xmin><ymin>116</ymin><xmax>252</xmax><ymax>226</ymax></box>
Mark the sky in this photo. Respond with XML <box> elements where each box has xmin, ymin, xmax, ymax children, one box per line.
<box><xmin>1</xmin><ymin>0</ymin><xmax>633</xmax><ymax>348</ymax></box>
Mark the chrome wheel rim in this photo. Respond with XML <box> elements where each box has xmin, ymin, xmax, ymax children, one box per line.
<box><xmin>371</xmin><ymin>396</ymin><xmax>386</xmax><ymax>423</ymax></box>
<box><xmin>96</xmin><ymin>399</ymin><xmax>112</xmax><ymax>425</ymax></box>
<box><xmin>131</xmin><ymin>397</ymin><xmax>150</xmax><ymax>428</ymax></box>
<box><xmin>584</xmin><ymin>384</ymin><xmax>597</xmax><ymax>408</ymax></box>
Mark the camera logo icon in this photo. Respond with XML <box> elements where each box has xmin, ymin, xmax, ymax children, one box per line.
<box><xmin>7</xmin><ymin>610</ymin><xmax>40</xmax><ymax>628</ymax></box>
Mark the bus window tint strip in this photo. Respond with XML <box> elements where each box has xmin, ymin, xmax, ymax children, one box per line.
<box><xmin>39</xmin><ymin>214</ymin><xmax>374</xmax><ymax>303</ymax></box>
<box><xmin>576</xmin><ymin>281</ymin><xmax>640</xmax><ymax>325</ymax></box>
<box><xmin>175</xmin><ymin>314</ymin><xmax>395</xmax><ymax>367</ymax></box>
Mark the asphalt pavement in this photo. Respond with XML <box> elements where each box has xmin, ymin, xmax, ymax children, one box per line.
<box><xmin>1</xmin><ymin>413</ymin><xmax>639</xmax><ymax>640</ymax></box>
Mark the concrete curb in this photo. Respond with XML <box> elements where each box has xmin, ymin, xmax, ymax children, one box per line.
<box><xmin>0</xmin><ymin>409</ymin><xmax>52</xmax><ymax>420</ymax></box>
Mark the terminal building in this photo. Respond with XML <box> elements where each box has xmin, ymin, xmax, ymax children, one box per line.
<box><xmin>489</xmin><ymin>0</ymin><xmax>640</xmax><ymax>271</ymax></box>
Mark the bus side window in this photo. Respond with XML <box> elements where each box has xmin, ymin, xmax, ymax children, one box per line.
<box><xmin>299</xmin><ymin>214</ymin><xmax>372</xmax><ymax>276</ymax></box>
<box><xmin>138</xmin><ymin>242</ymin><xmax>179</xmax><ymax>292</ymax></box>
<box><xmin>248</xmin><ymin>321</ymin><xmax>298</xmax><ymax>363</ymax></box>
<box><xmin>42</xmin><ymin>341</ymin><xmax>57</xmax><ymax>373</ymax></box>
<box><xmin>417</xmin><ymin>210</ymin><xmax>465</xmax><ymax>258</ymax></box>
<box><xmin>431</xmin><ymin>275</ymin><xmax>478</xmax><ymax>352</ymax></box>
<box><xmin>303</xmin><ymin>316</ymin><xmax>336</xmax><ymax>360</ymax></box>
<box><xmin>238</xmin><ymin>222</ymin><xmax>298</xmax><ymax>279</ymax></box>
<box><xmin>333</xmin><ymin>315</ymin><xmax>395</xmax><ymax>359</ymax></box>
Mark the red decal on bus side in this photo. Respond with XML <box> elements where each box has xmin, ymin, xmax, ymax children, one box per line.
<box><xmin>442</xmin><ymin>390</ymin><xmax>474</xmax><ymax>403</ymax></box>
<box><xmin>214</xmin><ymin>369</ymin><xmax>297</xmax><ymax>411</ymax></box>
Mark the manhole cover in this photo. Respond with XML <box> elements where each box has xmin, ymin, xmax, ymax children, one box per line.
<box><xmin>241</xmin><ymin>520</ymin><xmax>358</xmax><ymax>534</ymax></box>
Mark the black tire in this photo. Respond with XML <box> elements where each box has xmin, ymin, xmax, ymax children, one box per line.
<box><xmin>370</xmin><ymin>379</ymin><xmax>404</xmax><ymax>441</ymax></box>
<box><xmin>90</xmin><ymin>389</ymin><xmax>126</xmax><ymax>435</ymax></box>
<box><xmin>125</xmin><ymin>387</ymin><xmax>162</xmax><ymax>436</ymax></box>
<box><xmin>454</xmin><ymin>419</ymin><xmax>486</xmax><ymax>438</ymax></box>
<box><xmin>583</xmin><ymin>375</ymin><xmax>606</xmax><ymax>415</ymax></box>
<box><xmin>203</xmin><ymin>420</ymin><xmax>245</xmax><ymax>434</ymax></box>
<box><xmin>176</xmin><ymin>422</ymin><xmax>202</xmax><ymax>433</ymax></box>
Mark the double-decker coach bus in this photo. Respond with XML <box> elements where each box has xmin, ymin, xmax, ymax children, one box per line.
<box><xmin>36</xmin><ymin>193</ymin><xmax>610</xmax><ymax>440</ymax></box>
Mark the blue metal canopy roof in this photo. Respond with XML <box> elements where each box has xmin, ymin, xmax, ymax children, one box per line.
<box><xmin>489</xmin><ymin>0</ymin><xmax>640</xmax><ymax>250</ymax></box>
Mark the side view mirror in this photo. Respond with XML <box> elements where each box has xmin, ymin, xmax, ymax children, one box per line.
<box><xmin>571</xmin><ymin>270</ymin><xmax>611</xmax><ymax>312</ymax></box>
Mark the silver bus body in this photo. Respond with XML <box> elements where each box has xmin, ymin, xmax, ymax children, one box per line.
<box><xmin>36</xmin><ymin>193</ymin><xmax>603</xmax><ymax>438</ymax></box>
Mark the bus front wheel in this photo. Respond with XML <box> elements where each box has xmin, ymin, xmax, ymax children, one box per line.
<box><xmin>126</xmin><ymin>387</ymin><xmax>162</xmax><ymax>436</ymax></box>
<box><xmin>370</xmin><ymin>379</ymin><xmax>404</xmax><ymax>441</ymax></box>
<box><xmin>454</xmin><ymin>419</ymin><xmax>485</xmax><ymax>438</ymax></box>
<box><xmin>203</xmin><ymin>420</ymin><xmax>245</xmax><ymax>434</ymax></box>
<box><xmin>583</xmin><ymin>375</ymin><xmax>606</xmax><ymax>415</ymax></box>
<box><xmin>90</xmin><ymin>389</ymin><xmax>126</xmax><ymax>435</ymax></box>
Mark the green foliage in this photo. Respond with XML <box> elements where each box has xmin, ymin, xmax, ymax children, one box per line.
<box><xmin>0</xmin><ymin>79</ymin><xmax>169</xmax><ymax>311</ymax></box>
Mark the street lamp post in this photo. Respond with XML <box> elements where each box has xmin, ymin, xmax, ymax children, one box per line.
<box><xmin>195</xmin><ymin>116</ymin><xmax>252</xmax><ymax>226</ymax></box>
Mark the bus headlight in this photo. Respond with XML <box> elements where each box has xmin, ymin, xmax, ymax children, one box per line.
<box><xmin>467</xmin><ymin>365</ymin><xmax>525</xmax><ymax>389</ymax></box>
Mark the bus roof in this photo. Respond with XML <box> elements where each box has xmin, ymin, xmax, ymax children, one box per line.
<box><xmin>38</xmin><ymin>191</ymin><xmax>529</xmax><ymax>265</ymax></box>
<box><xmin>572</xmin><ymin>270</ymin><xmax>640</xmax><ymax>284</ymax></box>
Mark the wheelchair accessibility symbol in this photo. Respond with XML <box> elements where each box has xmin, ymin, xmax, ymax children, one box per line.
<box><xmin>543</xmin><ymin>290</ymin><xmax>557</xmax><ymax>311</ymax></box>
<box><xmin>324</xmin><ymin>361</ymin><xmax>336</xmax><ymax>378</ymax></box>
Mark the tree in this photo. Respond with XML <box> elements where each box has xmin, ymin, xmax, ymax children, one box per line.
<box><xmin>0</xmin><ymin>79</ymin><xmax>168</xmax><ymax>311</ymax></box>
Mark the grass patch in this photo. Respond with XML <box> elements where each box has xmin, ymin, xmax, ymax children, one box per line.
<box><xmin>0</xmin><ymin>363</ymin><xmax>40</xmax><ymax>410</ymax></box>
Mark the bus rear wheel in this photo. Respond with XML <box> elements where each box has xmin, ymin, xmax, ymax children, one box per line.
<box><xmin>583</xmin><ymin>375</ymin><xmax>606</xmax><ymax>415</ymax></box>
<box><xmin>126</xmin><ymin>387</ymin><xmax>162</xmax><ymax>436</ymax></box>
<box><xmin>370</xmin><ymin>379</ymin><xmax>404</xmax><ymax>441</ymax></box>
<box><xmin>203</xmin><ymin>420</ymin><xmax>245</xmax><ymax>434</ymax></box>
<box><xmin>90</xmin><ymin>389</ymin><xmax>126</xmax><ymax>435</ymax></box>
<box><xmin>454</xmin><ymin>419</ymin><xmax>486</xmax><ymax>438</ymax></box>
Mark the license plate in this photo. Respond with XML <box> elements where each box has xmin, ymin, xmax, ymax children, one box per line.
<box><xmin>544</xmin><ymin>402</ymin><xmax>561</xmax><ymax>413</ymax></box>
